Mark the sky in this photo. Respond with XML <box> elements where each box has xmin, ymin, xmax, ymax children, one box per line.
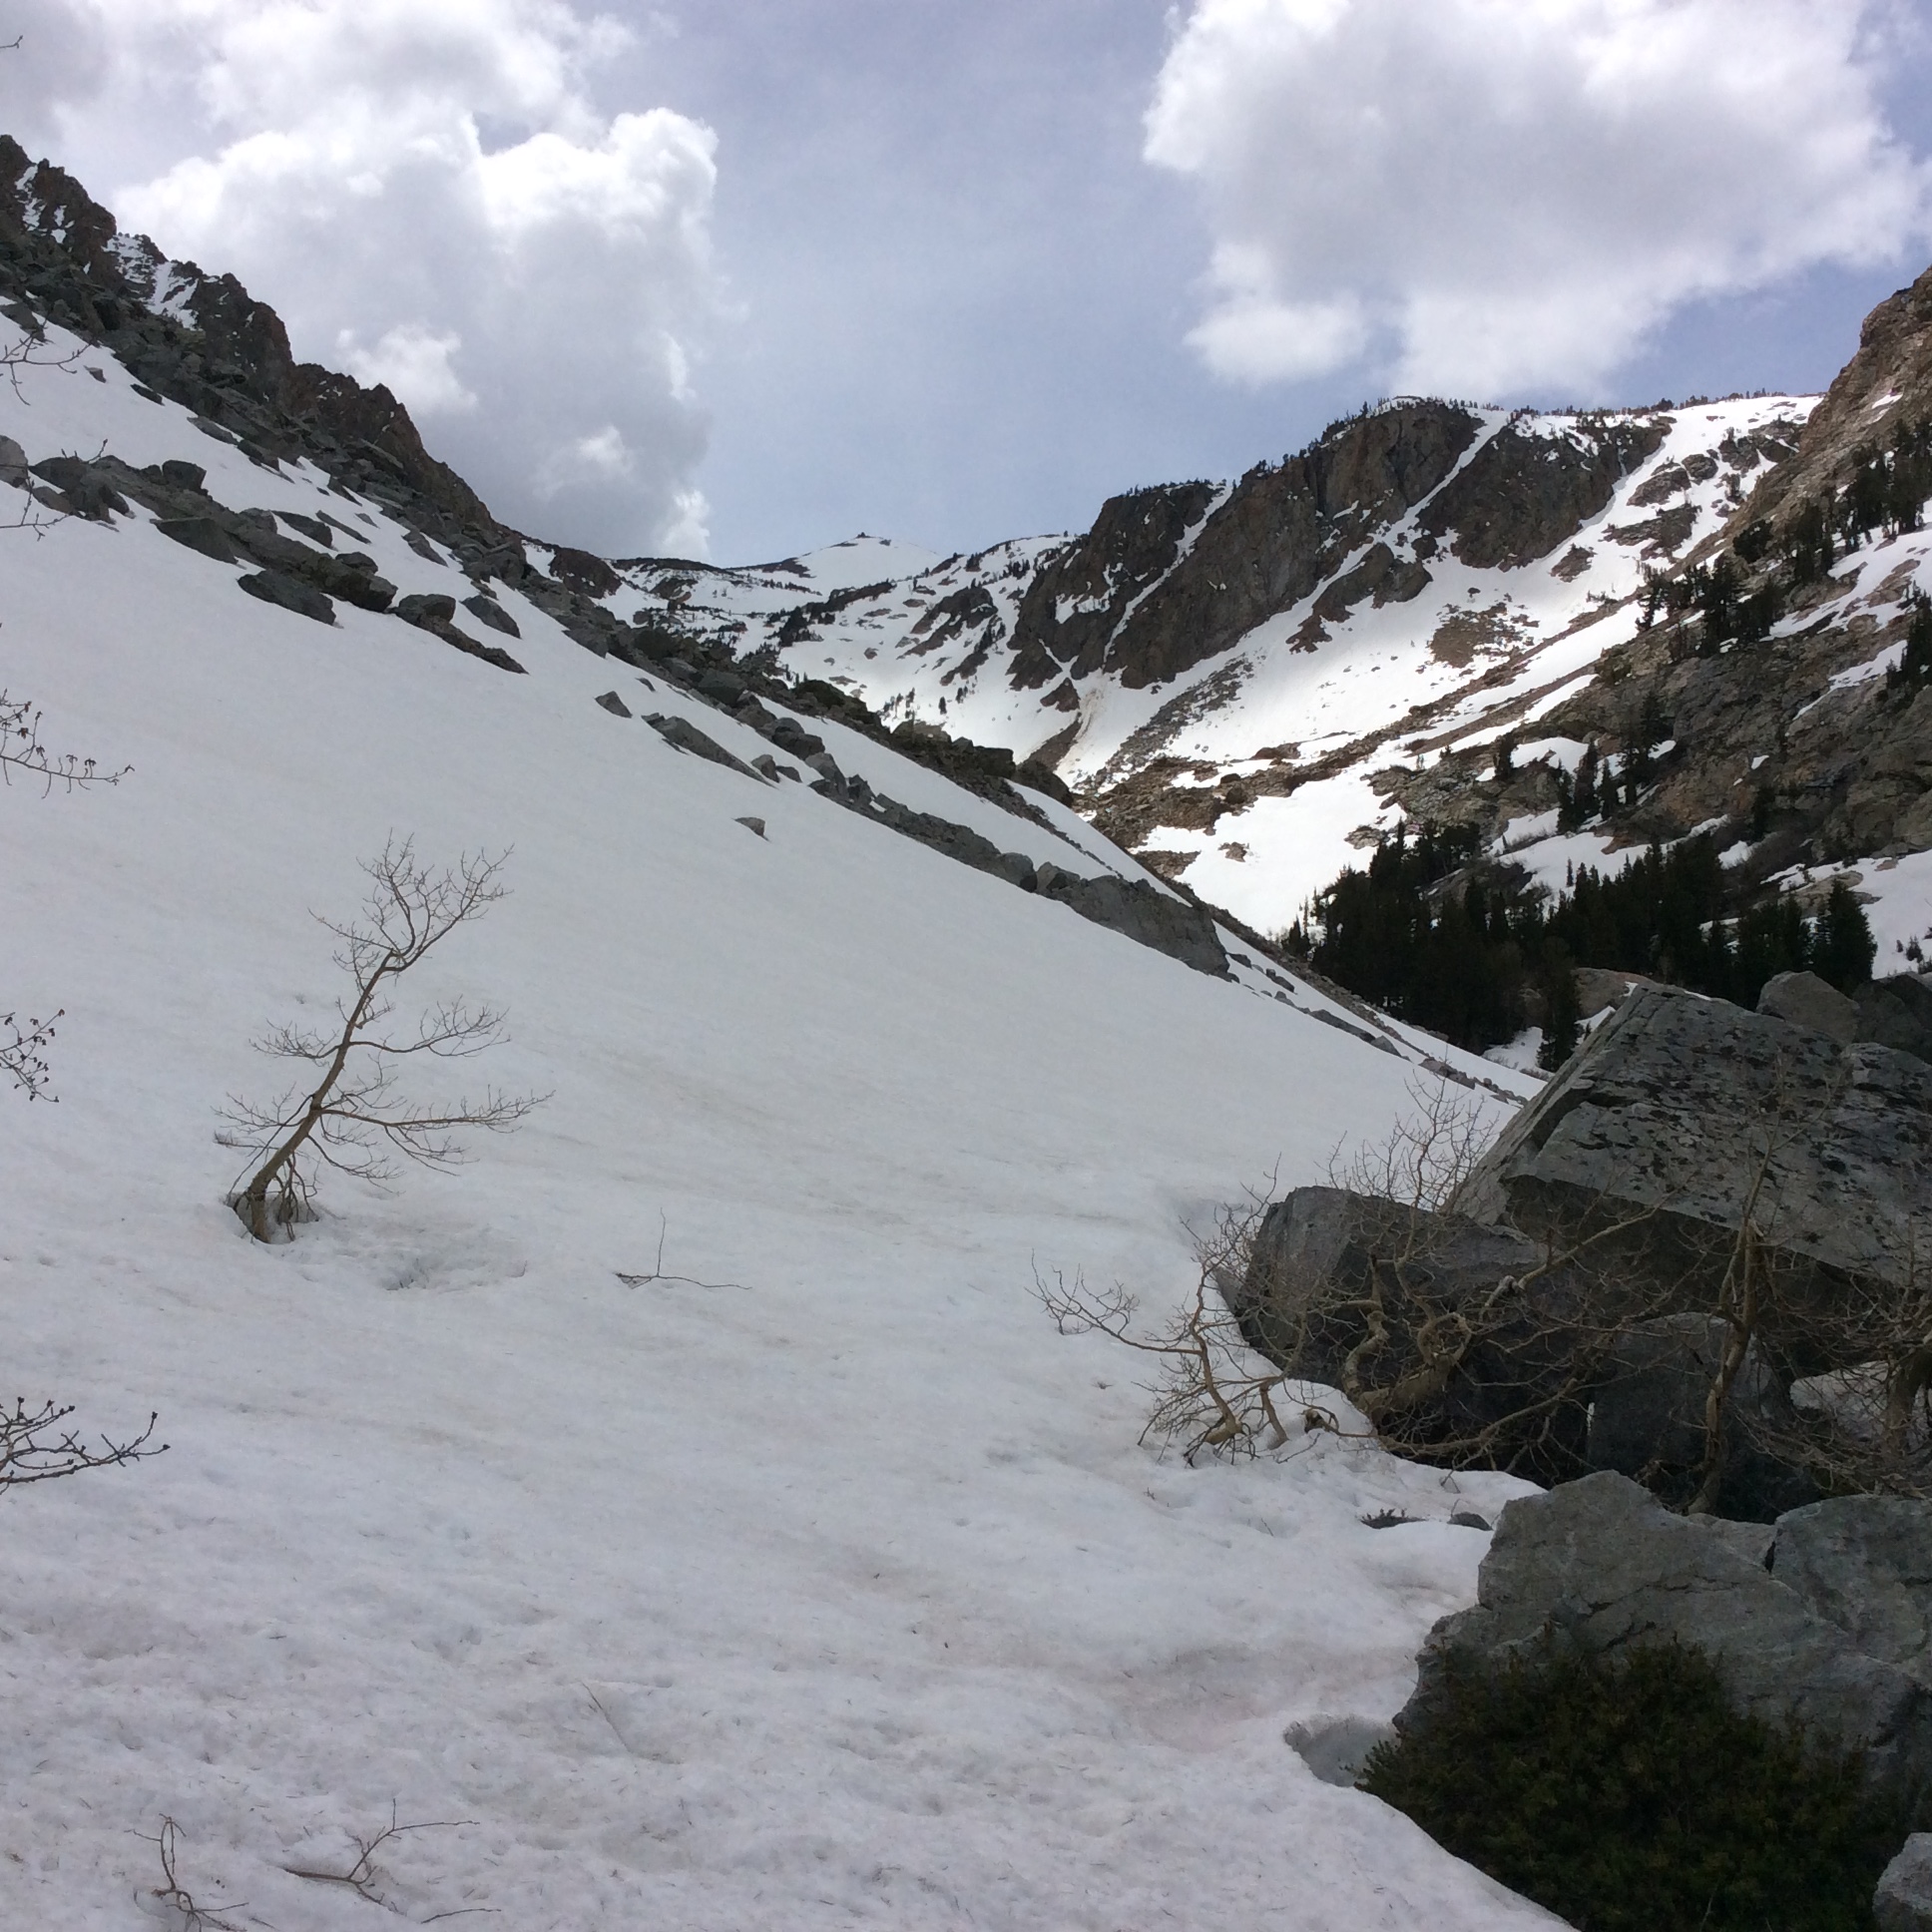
<box><xmin>5</xmin><ymin>0</ymin><xmax>1932</xmax><ymax>565</ymax></box>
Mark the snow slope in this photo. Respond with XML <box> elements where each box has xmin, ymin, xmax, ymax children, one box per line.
<box><xmin>0</xmin><ymin>329</ymin><xmax>1554</xmax><ymax>1927</ymax></box>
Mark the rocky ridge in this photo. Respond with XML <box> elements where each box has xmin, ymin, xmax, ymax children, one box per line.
<box><xmin>642</xmin><ymin>388</ymin><xmax>1847</xmax><ymax>946</ymax></box>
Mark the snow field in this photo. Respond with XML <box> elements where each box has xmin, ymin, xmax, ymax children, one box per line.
<box><xmin>0</xmin><ymin>350</ymin><xmax>1553</xmax><ymax>1927</ymax></box>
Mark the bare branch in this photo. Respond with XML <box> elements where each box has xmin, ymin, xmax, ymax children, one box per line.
<box><xmin>1</xmin><ymin>1007</ymin><xmax>60</xmax><ymax>1100</ymax></box>
<box><xmin>0</xmin><ymin>690</ymin><xmax>129</xmax><ymax>792</ymax></box>
<box><xmin>136</xmin><ymin>1818</ymin><xmax>247</xmax><ymax>1932</ymax></box>
<box><xmin>282</xmin><ymin>1801</ymin><xmax>480</xmax><ymax>1913</ymax></box>
<box><xmin>615</xmin><ymin>1214</ymin><xmax>752</xmax><ymax>1291</ymax></box>
<box><xmin>0</xmin><ymin>1396</ymin><xmax>165</xmax><ymax>1486</ymax></box>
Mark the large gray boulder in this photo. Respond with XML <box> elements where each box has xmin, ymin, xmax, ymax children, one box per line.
<box><xmin>1584</xmin><ymin>1313</ymin><xmax>1818</xmax><ymax>1520</ymax></box>
<box><xmin>237</xmin><ymin>569</ymin><xmax>333</xmax><ymax>625</ymax></box>
<box><xmin>1398</xmin><ymin>1473</ymin><xmax>1932</xmax><ymax>1800</ymax></box>
<box><xmin>1860</xmin><ymin>973</ymin><xmax>1932</xmax><ymax>1066</ymax></box>
<box><xmin>1758</xmin><ymin>969</ymin><xmax>1859</xmax><ymax>1042</ymax></box>
<box><xmin>1454</xmin><ymin>986</ymin><xmax>1932</xmax><ymax>1304</ymax></box>
<box><xmin>645</xmin><ymin>713</ymin><xmax>767</xmax><ymax>780</ymax></box>
<box><xmin>1772</xmin><ymin>1496</ymin><xmax>1932</xmax><ymax>1680</ymax></box>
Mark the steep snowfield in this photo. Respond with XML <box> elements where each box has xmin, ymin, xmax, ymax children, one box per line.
<box><xmin>1</xmin><ymin>336</ymin><xmax>1554</xmax><ymax>1927</ymax></box>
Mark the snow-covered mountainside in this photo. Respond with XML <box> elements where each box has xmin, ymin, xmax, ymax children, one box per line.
<box><xmin>654</xmin><ymin>397</ymin><xmax>1811</xmax><ymax>922</ymax></box>
<box><xmin>0</xmin><ymin>152</ymin><xmax>1567</xmax><ymax>1927</ymax></box>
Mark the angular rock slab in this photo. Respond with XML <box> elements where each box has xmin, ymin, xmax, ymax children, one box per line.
<box><xmin>1773</xmin><ymin>1496</ymin><xmax>1932</xmax><ymax>1682</ymax></box>
<box><xmin>1397</xmin><ymin>1472</ymin><xmax>1932</xmax><ymax>1801</ymax></box>
<box><xmin>1454</xmin><ymin>986</ymin><xmax>1932</xmax><ymax>1297</ymax></box>
<box><xmin>1758</xmin><ymin>968</ymin><xmax>1860</xmax><ymax>1042</ymax></box>
<box><xmin>1877</xmin><ymin>1833</ymin><xmax>1932</xmax><ymax>1931</ymax></box>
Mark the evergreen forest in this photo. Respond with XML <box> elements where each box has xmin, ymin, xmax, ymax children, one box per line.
<box><xmin>1284</xmin><ymin>823</ymin><xmax>1875</xmax><ymax>1070</ymax></box>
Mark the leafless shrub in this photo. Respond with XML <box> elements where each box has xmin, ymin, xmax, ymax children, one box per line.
<box><xmin>0</xmin><ymin>1396</ymin><xmax>165</xmax><ymax>1487</ymax></box>
<box><xmin>1685</xmin><ymin>1122</ymin><xmax>1932</xmax><ymax>1506</ymax></box>
<box><xmin>1033</xmin><ymin>1186</ymin><xmax>1360</xmax><ymax>1463</ymax></box>
<box><xmin>1327</xmin><ymin>1074</ymin><xmax>1495</xmax><ymax>1211</ymax></box>
<box><xmin>219</xmin><ymin>837</ymin><xmax>547</xmax><ymax>1241</ymax></box>
<box><xmin>1</xmin><ymin>693</ymin><xmax>126</xmax><ymax>1102</ymax></box>
<box><xmin>1056</xmin><ymin>1056</ymin><xmax>1932</xmax><ymax>1508</ymax></box>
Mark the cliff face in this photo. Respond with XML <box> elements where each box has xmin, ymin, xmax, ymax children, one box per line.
<box><xmin>0</xmin><ymin>138</ymin><xmax>500</xmax><ymax>545</ymax></box>
<box><xmin>1733</xmin><ymin>261</ymin><xmax>1932</xmax><ymax>536</ymax></box>
<box><xmin>1007</xmin><ymin>402</ymin><xmax>1485</xmax><ymax>695</ymax></box>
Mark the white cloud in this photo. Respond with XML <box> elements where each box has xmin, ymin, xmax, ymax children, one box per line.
<box><xmin>30</xmin><ymin>0</ymin><xmax>721</xmax><ymax>555</ymax></box>
<box><xmin>339</xmin><ymin>323</ymin><xmax>477</xmax><ymax>416</ymax></box>
<box><xmin>1147</xmin><ymin>0</ymin><xmax>1932</xmax><ymax>399</ymax></box>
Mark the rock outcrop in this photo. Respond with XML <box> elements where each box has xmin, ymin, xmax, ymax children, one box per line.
<box><xmin>1396</xmin><ymin>1473</ymin><xmax>1932</xmax><ymax>1802</ymax></box>
<box><xmin>1233</xmin><ymin>981</ymin><xmax>1932</xmax><ymax>1507</ymax></box>
<box><xmin>1878</xmin><ymin>1835</ymin><xmax>1932</xmax><ymax>1931</ymax></box>
<box><xmin>1453</xmin><ymin>985</ymin><xmax>1932</xmax><ymax>1301</ymax></box>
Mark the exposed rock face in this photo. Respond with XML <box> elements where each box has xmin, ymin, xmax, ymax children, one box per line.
<box><xmin>1454</xmin><ymin>986</ymin><xmax>1932</xmax><ymax>1301</ymax></box>
<box><xmin>1414</xmin><ymin>415</ymin><xmax>1666</xmax><ymax>570</ymax></box>
<box><xmin>1033</xmin><ymin>867</ymin><xmax>1227</xmax><ymax>976</ymax></box>
<box><xmin>1397</xmin><ymin>1472</ymin><xmax>1932</xmax><ymax>1800</ymax></box>
<box><xmin>238</xmin><ymin>569</ymin><xmax>333</xmax><ymax>625</ymax></box>
<box><xmin>1738</xmin><ymin>261</ymin><xmax>1932</xmax><ymax>539</ymax></box>
<box><xmin>1005</xmin><ymin>481</ymin><xmax>1221</xmax><ymax>692</ymax></box>
<box><xmin>1007</xmin><ymin>402</ymin><xmax>1480</xmax><ymax>695</ymax></box>
<box><xmin>806</xmin><ymin>783</ymin><xmax>1229</xmax><ymax>976</ymax></box>
<box><xmin>0</xmin><ymin>137</ymin><xmax>498</xmax><ymax>543</ymax></box>
<box><xmin>644</xmin><ymin>714</ymin><xmax>768</xmax><ymax>781</ymax></box>
<box><xmin>0</xmin><ymin>138</ymin><xmax>645</xmax><ymax>666</ymax></box>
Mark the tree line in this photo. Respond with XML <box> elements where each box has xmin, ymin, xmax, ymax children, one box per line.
<box><xmin>1284</xmin><ymin>823</ymin><xmax>1874</xmax><ymax>1069</ymax></box>
<box><xmin>1641</xmin><ymin>414</ymin><xmax>1931</xmax><ymax>655</ymax></box>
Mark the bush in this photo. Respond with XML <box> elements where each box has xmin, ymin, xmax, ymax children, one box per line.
<box><xmin>1360</xmin><ymin>1641</ymin><xmax>1905</xmax><ymax>1931</ymax></box>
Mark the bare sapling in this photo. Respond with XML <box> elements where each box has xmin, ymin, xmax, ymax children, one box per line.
<box><xmin>220</xmin><ymin>836</ymin><xmax>546</xmax><ymax>1241</ymax></box>
<box><xmin>3</xmin><ymin>693</ymin><xmax>128</xmax><ymax>1101</ymax></box>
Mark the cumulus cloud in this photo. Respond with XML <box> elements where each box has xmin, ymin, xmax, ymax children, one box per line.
<box><xmin>28</xmin><ymin>0</ymin><xmax>722</xmax><ymax>555</ymax></box>
<box><xmin>1147</xmin><ymin>0</ymin><xmax>1932</xmax><ymax>399</ymax></box>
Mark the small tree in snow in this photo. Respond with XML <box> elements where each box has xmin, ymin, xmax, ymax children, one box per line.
<box><xmin>220</xmin><ymin>837</ymin><xmax>546</xmax><ymax>1241</ymax></box>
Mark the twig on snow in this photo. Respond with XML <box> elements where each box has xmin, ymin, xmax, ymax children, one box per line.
<box><xmin>616</xmin><ymin>1213</ymin><xmax>750</xmax><ymax>1291</ymax></box>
